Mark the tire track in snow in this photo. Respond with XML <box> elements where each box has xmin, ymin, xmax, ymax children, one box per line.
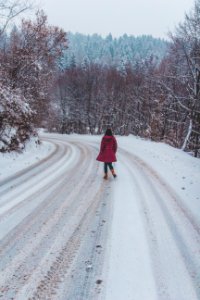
<box><xmin>0</xmin><ymin>140</ymin><xmax>89</xmax><ymax>265</ymax></box>
<box><xmin>0</xmin><ymin>139</ymin><xmax>90</xmax><ymax>254</ymax></box>
<box><xmin>0</xmin><ymin>140</ymin><xmax>58</xmax><ymax>196</ymax></box>
<box><xmin>26</xmin><ymin>183</ymin><xmax>109</xmax><ymax>300</ymax></box>
<box><xmin>120</xmin><ymin>149</ymin><xmax>200</xmax><ymax>300</ymax></box>
<box><xmin>0</xmin><ymin>138</ymin><xmax>75</xmax><ymax>204</ymax></box>
<box><xmin>0</xmin><ymin>135</ymin><xmax>112</xmax><ymax>300</ymax></box>
<box><xmin>0</xmin><ymin>140</ymin><xmax>70</xmax><ymax>218</ymax></box>
<box><xmin>0</xmin><ymin>139</ymin><xmax>80</xmax><ymax>242</ymax></box>
<box><xmin>124</xmin><ymin>149</ymin><xmax>200</xmax><ymax>235</ymax></box>
<box><xmin>58</xmin><ymin>182</ymin><xmax>113</xmax><ymax>300</ymax></box>
<box><xmin>2</xmin><ymin>135</ymin><xmax>198</xmax><ymax>300</ymax></box>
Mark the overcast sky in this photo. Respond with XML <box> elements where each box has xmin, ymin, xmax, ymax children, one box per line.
<box><xmin>41</xmin><ymin>0</ymin><xmax>194</xmax><ymax>39</ymax></box>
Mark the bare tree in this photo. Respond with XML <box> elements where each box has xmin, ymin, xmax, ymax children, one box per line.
<box><xmin>0</xmin><ymin>8</ymin><xmax>67</xmax><ymax>151</ymax></box>
<box><xmin>158</xmin><ymin>0</ymin><xmax>200</xmax><ymax>156</ymax></box>
<box><xmin>1</xmin><ymin>10</ymin><xmax>67</xmax><ymax>125</ymax></box>
<box><xmin>0</xmin><ymin>0</ymin><xmax>33</xmax><ymax>36</ymax></box>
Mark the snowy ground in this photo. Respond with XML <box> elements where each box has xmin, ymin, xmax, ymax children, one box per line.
<box><xmin>0</xmin><ymin>133</ymin><xmax>200</xmax><ymax>300</ymax></box>
<box><xmin>0</xmin><ymin>138</ymin><xmax>54</xmax><ymax>181</ymax></box>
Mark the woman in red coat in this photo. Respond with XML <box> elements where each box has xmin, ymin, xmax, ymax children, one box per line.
<box><xmin>96</xmin><ymin>128</ymin><xmax>117</xmax><ymax>179</ymax></box>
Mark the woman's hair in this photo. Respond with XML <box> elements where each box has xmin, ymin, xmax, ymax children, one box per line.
<box><xmin>105</xmin><ymin>128</ymin><xmax>113</xmax><ymax>136</ymax></box>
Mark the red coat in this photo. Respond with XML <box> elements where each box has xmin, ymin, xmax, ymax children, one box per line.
<box><xmin>96</xmin><ymin>135</ymin><xmax>117</xmax><ymax>162</ymax></box>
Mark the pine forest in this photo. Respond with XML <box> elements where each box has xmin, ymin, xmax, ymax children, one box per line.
<box><xmin>0</xmin><ymin>0</ymin><xmax>200</xmax><ymax>157</ymax></box>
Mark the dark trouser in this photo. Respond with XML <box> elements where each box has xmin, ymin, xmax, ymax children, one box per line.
<box><xmin>104</xmin><ymin>162</ymin><xmax>114</xmax><ymax>173</ymax></box>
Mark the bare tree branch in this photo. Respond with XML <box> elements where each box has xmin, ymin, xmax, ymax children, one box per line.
<box><xmin>0</xmin><ymin>0</ymin><xmax>33</xmax><ymax>36</ymax></box>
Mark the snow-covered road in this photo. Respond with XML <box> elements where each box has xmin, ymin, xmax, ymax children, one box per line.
<box><xmin>0</xmin><ymin>133</ymin><xmax>200</xmax><ymax>300</ymax></box>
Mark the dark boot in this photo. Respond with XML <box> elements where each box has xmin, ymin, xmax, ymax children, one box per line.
<box><xmin>111</xmin><ymin>169</ymin><xmax>117</xmax><ymax>178</ymax></box>
<box><xmin>103</xmin><ymin>173</ymin><xmax>108</xmax><ymax>180</ymax></box>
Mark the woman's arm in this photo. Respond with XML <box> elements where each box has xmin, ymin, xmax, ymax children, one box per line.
<box><xmin>100</xmin><ymin>137</ymin><xmax>105</xmax><ymax>153</ymax></box>
<box><xmin>113</xmin><ymin>136</ymin><xmax>117</xmax><ymax>153</ymax></box>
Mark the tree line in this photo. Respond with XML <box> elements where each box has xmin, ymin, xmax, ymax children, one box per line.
<box><xmin>51</xmin><ymin>0</ymin><xmax>200</xmax><ymax>157</ymax></box>
<box><xmin>60</xmin><ymin>32</ymin><xmax>168</xmax><ymax>69</ymax></box>
<box><xmin>0</xmin><ymin>0</ymin><xmax>200</xmax><ymax>157</ymax></box>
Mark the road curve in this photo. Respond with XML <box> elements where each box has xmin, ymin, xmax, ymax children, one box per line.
<box><xmin>0</xmin><ymin>134</ymin><xmax>199</xmax><ymax>300</ymax></box>
<box><xmin>0</xmin><ymin>134</ymin><xmax>113</xmax><ymax>300</ymax></box>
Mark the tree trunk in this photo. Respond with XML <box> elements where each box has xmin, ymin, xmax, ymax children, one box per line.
<box><xmin>181</xmin><ymin>119</ymin><xmax>192</xmax><ymax>151</ymax></box>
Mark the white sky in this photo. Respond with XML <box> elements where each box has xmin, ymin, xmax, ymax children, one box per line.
<box><xmin>41</xmin><ymin>0</ymin><xmax>194</xmax><ymax>39</ymax></box>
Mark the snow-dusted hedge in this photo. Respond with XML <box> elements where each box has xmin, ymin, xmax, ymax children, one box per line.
<box><xmin>0</xmin><ymin>84</ymin><xmax>36</xmax><ymax>152</ymax></box>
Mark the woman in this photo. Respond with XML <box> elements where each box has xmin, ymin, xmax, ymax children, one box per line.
<box><xmin>96</xmin><ymin>128</ymin><xmax>117</xmax><ymax>179</ymax></box>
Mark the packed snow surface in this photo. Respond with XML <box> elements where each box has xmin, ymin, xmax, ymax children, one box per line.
<box><xmin>0</xmin><ymin>133</ymin><xmax>199</xmax><ymax>300</ymax></box>
<box><xmin>0</xmin><ymin>138</ymin><xmax>54</xmax><ymax>181</ymax></box>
